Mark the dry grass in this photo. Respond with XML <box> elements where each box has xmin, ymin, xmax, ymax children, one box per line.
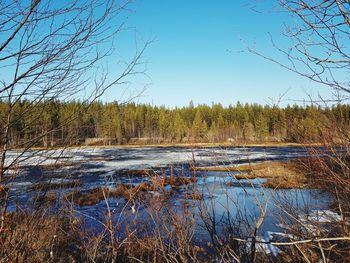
<box><xmin>206</xmin><ymin>161</ymin><xmax>308</xmax><ymax>189</ymax></box>
<box><xmin>34</xmin><ymin>192</ymin><xmax>57</xmax><ymax>204</ymax></box>
<box><xmin>232</xmin><ymin>173</ymin><xmax>258</xmax><ymax>180</ymax></box>
<box><xmin>0</xmin><ymin>185</ymin><xmax>9</xmax><ymax>199</ymax></box>
<box><xmin>196</xmin><ymin>161</ymin><xmax>290</xmax><ymax>172</ymax></box>
<box><xmin>65</xmin><ymin>176</ymin><xmax>197</xmax><ymax>206</ymax></box>
<box><xmin>39</xmin><ymin>161</ymin><xmax>76</xmax><ymax>169</ymax></box>
<box><xmin>31</xmin><ymin>180</ymin><xmax>81</xmax><ymax>191</ymax></box>
<box><xmin>91</xmin><ymin>156</ymin><xmax>114</xmax><ymax>161</ymax></box>
<box><xmin>190</xmin><ymin>192</ymin><xmax>203</xmax><ymax>200</ymax></box>
<box><xmin>164</xmin><ymin>176</ymin><xmax>197</xmax><ymax>187</ymax></box>
<box><xmin>65</xmin><ymin>185</ymin><xmax>134</xmax><ymax>206</ymax></box>
<box><xmin>0</xmin><ymin>209</ymin><xmax>202</xmax><ymax>263</ymax></box>
<box><xmin>256</xmin><ymin>164</ymin><xmax>307</xmax><ymax>189</ymax></box>
<box><xmin>0</xmin><ymin>212</ymin><xmax>81</xmax><ymax>262</ymax></box>
<box><xmin>118</xmin><ymin>169</ymin><xmax>158</xmax><ymax>177</ymax></box>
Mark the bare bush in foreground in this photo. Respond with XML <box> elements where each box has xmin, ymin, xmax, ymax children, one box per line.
<box><xmin>0</xmin><ymin>0</ymin><xmax>148</xmax><ymax>249</ymax></box>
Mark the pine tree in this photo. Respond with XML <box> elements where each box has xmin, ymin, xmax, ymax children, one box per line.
<box><xmin>192</xmin><ymin>110</ymin><xmax>208</xmax><ymax>141</ymax></box>
<box><xmin>173</xmin><ymin>112</ymin><xmax>186</xmax><ymax>142</ymax></box>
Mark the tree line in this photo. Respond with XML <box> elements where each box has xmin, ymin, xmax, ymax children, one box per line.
<box><xmin>1</xmin><ymin>100</ymin><xmax>349</xmax><ymax>147</ymax></box>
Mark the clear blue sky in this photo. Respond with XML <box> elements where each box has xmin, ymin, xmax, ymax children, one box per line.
<box><xmin>102</xmin><ymin>0</ymin><xmax>331</xmax><ymax>107</ymax></box>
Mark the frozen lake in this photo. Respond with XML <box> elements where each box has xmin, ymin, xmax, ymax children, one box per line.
<box><xmin>4</xmin><ymin>146</ymin><xmax>335</xmax><ymax>254</ymax></box>
<box><xmin>6</xmin><ymin>145</ymin><xmax>309</xmax><ymax>172</ymax></box>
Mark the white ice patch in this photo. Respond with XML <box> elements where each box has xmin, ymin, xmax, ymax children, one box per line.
<box><xmin>306</xmin><ymin>210</ymin><xmax>342</xmax><ymax>223</ymax></box>
<box><xmin>45</xmin><ymin>178</ymin><xmax>75</xmax><ymax>184</ymax></box>
<box><xmin>10</xmin><ymin>181</ymin><xmax>33</xmax><ymax>189</ymax></box>
<box><xmin>274</xmin><ymin>209</ymin><xmax>344</xmax><ymax>242</ymax></box>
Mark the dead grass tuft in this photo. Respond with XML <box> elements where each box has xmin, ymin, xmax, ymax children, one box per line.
<box><xmin>164</xmin><ymin>176</ymin><xmax>197</xmax><ymax>187</ymax></box>
<box><xmin>65</xmin><ymin>186</ymin><xmax>129</xmax><ymax>206</ymax></box>
<box><xmin>197</xmin><ymin>162</ymin><xmax>291</xmax><ymax>172</ymax></box>
<box><xmin>118</xmin><ymin>169</ymin><xmax>158</xmax><ymax>177</ymax></box>
<box><xmin>34</xmin><ymin>192</ymin><xmax>57</xmax><ymax>204</ymax></box>
<box><xmin>206</xmin><ymin>161</ymin><xmax>308</xmax><ymax>189</ymax></box>
<box><xmin>31</xmin><ymin>180</ymin><xmax>81</xmax><ymax>191</ymax></box>
<box><xmin>0</xmin><ymin>185</ymin><xmax>9</xmax><ymax>199</ymax></box>
<box><xmin>257</xmin><ymin>164</ymin><xmax>307</xmax><ymax>189</ymax></box>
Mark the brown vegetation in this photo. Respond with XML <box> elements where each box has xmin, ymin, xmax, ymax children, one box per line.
<box><xmin>91</xmin><ymin>156</ymin><xmax>114</xmax><ymax>162</ymax></box>
<box><xmin>197</xmin><ymin>161</ymin><xmax>291</xmax><ymax>172</ymax></box>
<box><xmin>254</xmin><ymin>162</ymin><xmax>307</xmax><ymax>189</ymax></box>
<box><xmin>0</xmin><ymin>212</ymin><xmax>80</xmax><ymax>262</ymax></box>
<box><xmin>66</xmin><ymin>186</ymin><xmax>132</xmax><ymax>206</ymax></box>
<box><xmin>31</xmin><ymin>180</ymin><xmax>81</xmax><ymax>191</ymax></box>
<box><xmin>164</xmin><ymin>175</ymin><xmax>197</xmax><ymax>187</ymax></box>
<box><xmin>34</xmin><ymin>192</ymin><xmax>57</xmax><ymax>205</ymax></box>
<box><xmin>65</xmin><ymin>176</ymin><xmax>197</xmax><ymax>206</ymax></box>
<box><xmin>205</xmin><ymin>161</ymin><xmax>308</xmax><ymax>189</ymax></box>
<box><xmin>0</xmin><ymin>185</ymin><xmax>9</xmax><ymax>200</ymax></box>
<box><xmin>118</xmin><ymin>169</ymin><xmax>158</xmax><ymax>177</ymax></box>
<box><xmin>298</xmin><ymin>152</ymin><xmax>350</xmax><ymax>219</ymax></box>
<box><xmin>40</xmin><ymin>161</ymin><xmax>76</xmax><ymax>169</ymax></box>
<box><xmin>0</xmin><ymin>201</ymin><xmax>206</xmax><ymax>263</ymax></box>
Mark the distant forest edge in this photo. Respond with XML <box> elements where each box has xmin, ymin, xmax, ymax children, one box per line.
<box><xmin>2</xmin><ymin>100</ymin><xmax>350</xmax><ymax>147</ymax></box>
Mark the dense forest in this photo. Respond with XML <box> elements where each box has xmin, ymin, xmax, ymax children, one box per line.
<box><xmin>1</xmin><ymin>100</ymin><xmax>350</xmax><ymax>147</ymax></box>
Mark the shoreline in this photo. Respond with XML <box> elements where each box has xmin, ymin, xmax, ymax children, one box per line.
<box><xmin>24</xmin><ymin>142</ymin><xmax>321</xmax><ymax>151</ymax></box>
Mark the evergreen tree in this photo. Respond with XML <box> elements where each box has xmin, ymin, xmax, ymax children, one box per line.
<box><xmin>192</xmin><ymin>110</ymin><xmax>208</xmax><ymax>141</ymax></box>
